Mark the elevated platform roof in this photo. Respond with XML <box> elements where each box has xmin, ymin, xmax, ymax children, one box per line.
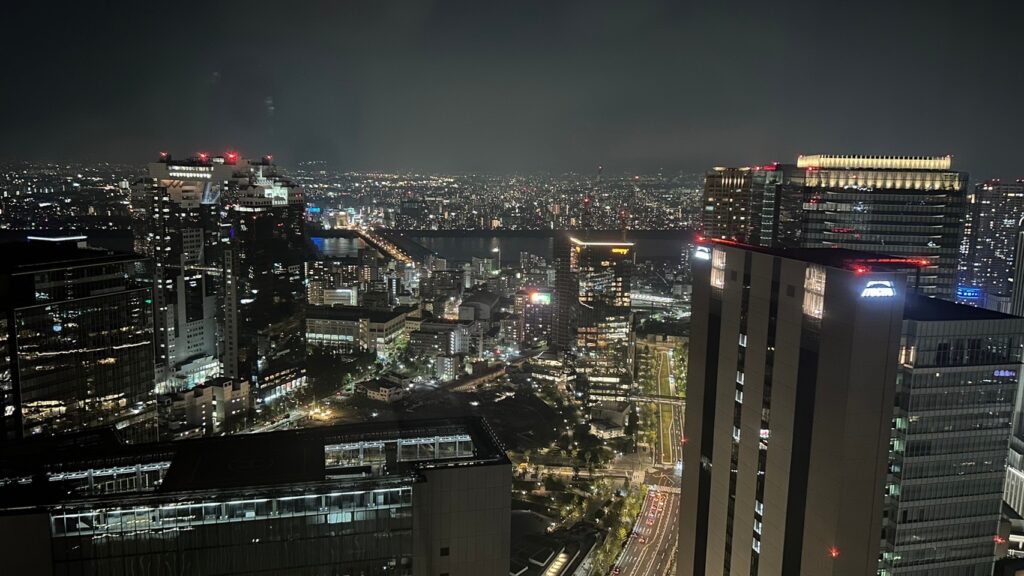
<box><xmin>0</xmin><ymin>417</ymin><xmax>509</xmax><ymax>507</ymax></box>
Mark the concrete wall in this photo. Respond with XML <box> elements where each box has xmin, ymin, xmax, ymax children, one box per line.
<box><xmin>413</xmin><ymin>462</ymin><xmax>512</xmax><ymax>576</ymax></box>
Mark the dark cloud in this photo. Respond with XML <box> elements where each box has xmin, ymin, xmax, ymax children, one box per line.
<box><xmin>1</xmin><ymin>1</ymin><xmax>1022</xmax><ymax>177</ymax></box>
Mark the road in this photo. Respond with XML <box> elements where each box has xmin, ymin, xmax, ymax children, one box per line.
<box><xmin>613</xmin><ymin>347</ymin><xmax>684</xmax><ymax>576</ymax></box>
<box><xmin>615</xmin><ymin>488</ymin><xmax>680</xmax><ymax>576</ymax></box>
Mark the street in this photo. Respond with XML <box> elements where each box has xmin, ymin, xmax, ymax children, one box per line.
<box><xmin>613</xmin><ymin>347</ymin><xmax>684</xmax><ymax>576</ymax></box>
<box><xmin>615</xmin><ymin>488</ymin><xmax>680</xmax><ymax>576</ymax></box>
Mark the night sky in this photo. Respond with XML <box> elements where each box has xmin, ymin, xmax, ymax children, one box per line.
<box><xmin>2</xmin><ymin>1</ymin><xmax>1022</xmax><ymax>177</ymax></box>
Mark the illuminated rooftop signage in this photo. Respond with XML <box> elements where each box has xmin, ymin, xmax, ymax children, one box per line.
<box><xmin>694</xmin><ymin>246</ymin><xmax>712</xmax><ymax>261</ymax></box>
<box><xmin>860</xmin><ymin>280</ymin><xmax>895</xmax><ymax>298</ymax></box>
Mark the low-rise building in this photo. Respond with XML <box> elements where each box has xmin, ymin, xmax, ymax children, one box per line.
<box><xmin>435</xmin><ymin>355</ymin><xmax>461</xmax><ymax>383</ymax></box>
<box><xmin>361</xmin><ymin>379</ymin><xmax>410</xmax><ymax>403</ymax></box>
<box><xmin>0</xmin><ymin>418</ymin><xmax>512</xmax><ymax>576</ymax></box>
<box><xmin>158</xmin><ymin>378</ymin><xmax>252</xmax><ymax>439</ymax></box>
<box><xmin>306</xmin><ymin>305</ymin><xmax>411</xmax><ymax>359</ymax></box>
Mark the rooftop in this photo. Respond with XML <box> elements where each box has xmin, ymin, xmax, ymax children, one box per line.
<box><xmin>796</xmin><ymin>154</ymin><xmax>954</xmax><ymax>171</ymax></box>
<box><xmin>0</xmin><ymin>417</ymin><xmax>508</xmax><ymax>508</ymax></box>
<box><xmin>706</xmin><ymin>239</ymin><xmax>929</xmax><ymax>274</ymax></box>
<box><xmin>903</xmin><ymin>293</ymin><xmax>1019</xmax><ymax>322</ymax></box>
<box><xmin>569</xmin><ymin>236</ymin><xmax>634</xmax><ymax>247</ymax></box>
<box><xmin>307</xmin><ymin>304</ymin><xmax>414</xmax><ymax>323</ymax></box>
<box><xmin>0</xmin><ymin>240</ymin><xmax>144</xmax><ymax>274</ymax></box>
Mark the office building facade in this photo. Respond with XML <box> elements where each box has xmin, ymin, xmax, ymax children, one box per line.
<box><xmin>882</xmin><ymin>298</ymin><xmax>1023</xmax><ymax>575</ymax></box>
<box><xmin>706</xmin><ymin>155</ymin><xmax>969</xmax><ymax>299</ymax></box>
<box><xmin>564</xmin><ymin>237</ymin><xmax>635</xmax><ymax>399</ymax></box>
<box><xmin>133</xmin><ymin>157</ymin><xmax>226</xmax><ymax>392</ymax></box>
<box><xmin>681</xmin><ymin>240</ymin><xmax>1023</xmax><ymax>576</ymax></box>
<box><xmin>702</xmin><ymin>167</ymin><xmax>754</xmax><ymax>242</ymax></box>
<box><xmin>0</xmin><ymin>241</ymin><xmax>156</xmax><ymax>442</ymax></box>
<box><xmin>306</xmin><ymin>305</ymin><xmax>410</xmax><ymax>359</ymax></box>
<box><xmin>680</xmin><ymin>242</ymin><xmax>906</xmax><ymax>576</ymax></box>
<box><xmin>796</xmin><ymin>155</ymin><xmax>968</xmax><ymax>298</ymax></box>
<box><xmin>220</xmin><ymin>157</ymin><xmax>309</xmax><ymax>402</ymax></box>
<box><xmin>0</xmin><ymin>418</ymin><xmax>511</xmax><ymax>576</ymax></box>
<box><xmin>959</xmin><ymin>180</ymin><xmax>1024</xmax><ymax>308</ymax></box>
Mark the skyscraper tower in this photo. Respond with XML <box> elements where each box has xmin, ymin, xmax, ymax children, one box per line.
<box><xmin>133</xmin><ymin>153</ymin><xmax>229</xmax><ymax>391</ymax></box>
<box><xmin>959</xmin><ymin>179</ymin><xmax>1024</xmax><ymax>309</ymax></box>
<box><xmin>680</xmin><ymin>241</ymin><xmax>905</xmax><ymax>576</ymax></box>
<box><xmin>221</xmin><ymin>157</ymin><xmax>309</xmax><ymax>402</ymax></box>
<box><xmin>883</xmin><ymin>297</ymin><xmax>1023</xmax><ymax>575</ymax></box>
<box><xmin>701</xmin><ymin>167</ymin><xmax>754</xmax><ymax>242</ymax></box>
<box><xmin>567</xmin><ymin>237</ymin><xmax>635</xmax><ymax>399</ymax></box>
<box><xmin>134</xmin><ymin>153</ymin><xmax>309</xmax><ymax>404</ymax></box>
<box><xmin>0</xmin><ymin>239</ymin><xmax>156</xmax><ymax>442</ymax></box>
<box><xmin>680</xmin><ymin>239</ymin><xmax>1022</xmax><ymax>576</ymax></box>
<box><xmin>796</xmin><ymin>155</ymin><xmax>968</xmax><ymax>298</ymax></box>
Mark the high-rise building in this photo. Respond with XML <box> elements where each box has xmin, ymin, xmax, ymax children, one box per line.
<box><xmin>680</xmin><ymin>241</ymin><xmax>907</xmax><ymax>576</ymax></box>
<box><xmin>569</xmin><ymin>237</ymin><xmax>633</xmax><ymax>308</ymax></box>
<box><xmin>959</xmin><ymin>179</ymin><xmax>1024</xmax><ymax>309</ymax></box>
<box><xmin>133</xmin><ymin>156</ymin><xmax>227</xmax><ymax>392</ymax></box>
<box><xmin>0</xmin><ymin>417</ymin><xmax>512</xmax><ymax>576</ymax></box>
<box><xmin>221</xmin><ymin>157</ymin><xmax>309</xmax><ymax>402</ymax></box>
<box><xmin>135</xmin><ymin>153</ymin><xmax>310</xmax><ymax>404</ymax></box>
<box><xmin>563</xmin><ymin>237</ymin><xmax>635</xmax><ymax>399</ymax></box>
<box><xmin>514</xmin><ymin>289</ymin><xmax>554</xmax><ymax>345</ymax></box>
<box><xmin>1013</xmin><ymin>225</ymin><xmax>1024</xmax><ymax>316</ymax></box>
<box><xmin>709</xmin><ymin>155</ymin><xmax>969</xmax><ymax>299</ymax></box>
<box><xmin>748</xmin><ymin>162</ymin><xmax>803</xmax><ymax>248</ymax></box>
<box><xmin>796</xmin><ymin>155</ymin><xmax>968</xmax><ymax>298</ymax></box>
<box><xmin>0</xmin><ymin>239</ymin><xmax>156</xmax><ymax>443</ymax></box>
<box><xmin>680</xmin><ymin>240</ymin><xmax>1022</xmax><ymax>576</ymax></box>
<box><xmin>552</xmin><ymin>234</ymin><xmax>577</xmax><ymax>350</ymax></box>
<box><xmin>702</xmin><ymin>167</ymin><xmax>754</xmax><ymax>242</ymax></box>
<box><xmin>883</xmin><ymin>297</ymin><xmax>1023</xmax><ymax>576</ymax></box>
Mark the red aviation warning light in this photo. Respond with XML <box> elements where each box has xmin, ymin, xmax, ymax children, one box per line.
<box><xmin>225</xmin><ymin>151</ymin><xmax>239</xmax><ymax>165</ymax></box>
<box><xmin>829</xmin><ymin>546</ymin><xmax>840</xmax><ymax>559</ymax></box>
<box><xmin>197</xmin><ymin>152</ymin><xmax>209</xmax><ymax>163</ymax></box>
<box><xmin>158</xmin><ymin>151</ymin><xmax>169</xmax><ymax>161</ymax></box>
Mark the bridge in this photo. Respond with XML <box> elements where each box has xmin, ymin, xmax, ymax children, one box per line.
<box><xmin>350</xmin><ymin>227</ymin><xmax>414</xmax><ymax>264</ymax></box>
<box><xmin>628</xmin><ymin>393</ymin><xmax>685</xmax><ymax>406</ymax></box>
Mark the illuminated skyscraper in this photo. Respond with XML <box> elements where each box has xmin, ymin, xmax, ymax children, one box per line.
<box><xmin>958</xmin><ymin>179</ymin><xmax>1024</xmax><ymax>309</ymax></box>
<box><xmin>702</xmin><ymin>167</ymin><xmax>754</xmax><ymax>242</ymax></box>
<box><xmin>796</xmin><ymin>155</ymin><xmax>968</xmax><ymax>298</ymax></box>
<box><xmin>221</xmin><ymin>157</ymin><xmax>309</xmax><ymax>402</ymax></box>
<box><xmin>680</xmin><ymin>241</ymin><xmax>905</xmax><ymax>576</ymax></box>
<box><xmin>706</xmin><ymin>155</ymin><xmax>969</xmax><ymax>299</ymax></box>
<box><xmin>134</xmin><ymin>153</ymin><xmax>310</xmax><ymax>405</ymax></box>
<box><xmin>883</xmin><ymin>298</ymin><xmax>1022</xmax><ymax>576</ymax></box>
<box><xmin>680</xmin><ymin>240</ymin><xmax>1022</xmax><ymax>576</ymax></box>
<box><xmin>132</xmin><ymin>154</ymin><xmax>229</xmax><ymax>391</ymax></box>
<box><xmin>565</xmin><ymin>237</ymin><xmax>635</xmax><ymax>399</ymax></box>
<box><xmin>0</xmin><ymin>239</ymin><xmax>156</xmax><ymax>442</ymax></box>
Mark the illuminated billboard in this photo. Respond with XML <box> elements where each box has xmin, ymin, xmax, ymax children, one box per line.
<box><xmin>530</xmin><ymin>292</ymin><xmax>552</xmax><ymax>305</ymax></box>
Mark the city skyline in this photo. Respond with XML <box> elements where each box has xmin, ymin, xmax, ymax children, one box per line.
<box><xmin>5</xmin><ymin>3</ymin><xmax>1024</xmax><ymax>575</ymax></box>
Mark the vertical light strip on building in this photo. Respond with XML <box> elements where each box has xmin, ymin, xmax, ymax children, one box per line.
<box><xmin>722</xmin><ymin>251</ymin><xmax>751</xmax><ymax>574</ymax></box>
<box><xmin>750</xmin><ymin>258</ymin><xmax>781</xmax><ymax>575</ymax></box>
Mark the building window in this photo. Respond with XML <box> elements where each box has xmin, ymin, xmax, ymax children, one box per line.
<box><xmin>711</xmin><ymin>249</ymin><xmax>726</xmax><ymax>289</ymax></box>
<box><xmin>440</xmin><ymin>547</ymin><xmax>450</xmax><ymax>557</ymax></box>
<box><xmin>802</xmin><ymin>265</ymin><xmax>826</xmax><ymax>319</ymax></box>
